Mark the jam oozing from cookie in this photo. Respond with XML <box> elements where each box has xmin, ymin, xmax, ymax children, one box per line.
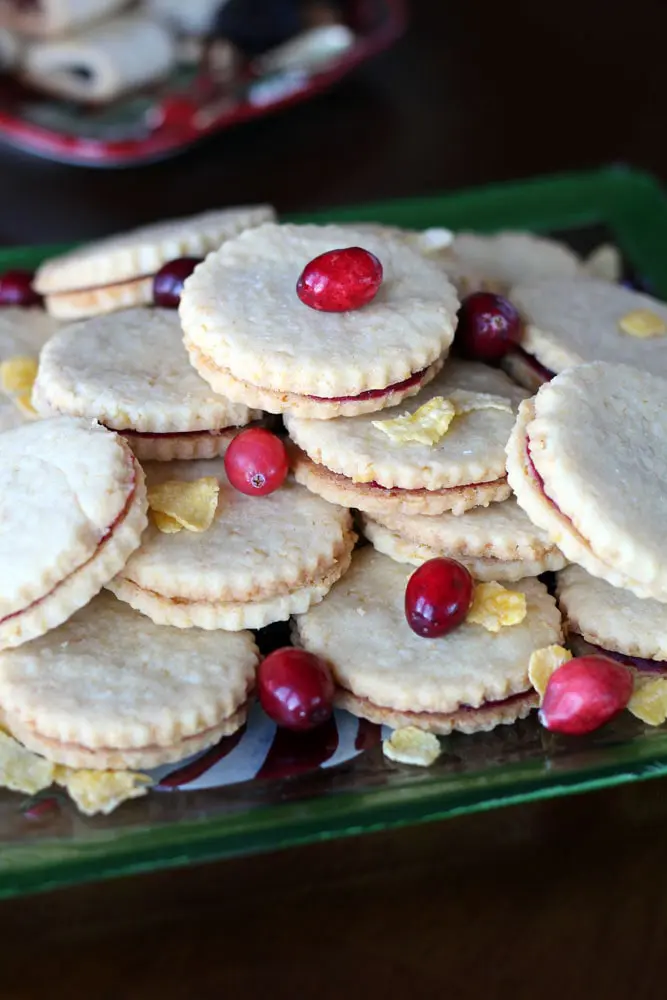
<box><xmin>0</xmin><ymin>269</ymin><xmax>42</xmax><ymax>308</ymax></box>
<box><xmin>153</xmin><ymin>257</ymin><xmax>203</xmax><ymax>309</ymax></box>
<box><xmin>297</xmin><ymin>247</ymin><xmax>383</xmax><ymax>312</ymax></box>
<box><xmin>456</xmin><ymin>292</ymin><xmax>522</xmax><ymax>362</ymax></box>
<box><xmin>539</xmin><ymin>655</ymin><xmax>633</xmax><ymax>735</ymax></box>
<box><xmin>306</xmin><ymin>366</ymin><xmax>428</xmax><ymax>403</ymax></box>
<box><xmin>405</xmin><ymin>558</ymin><xmax>474</xmax><ymax>638</ymax></box>
<box><xmin>258</xmin><ymin>648</ymin><xmax>335</xmax><ymax>731</ymax></box>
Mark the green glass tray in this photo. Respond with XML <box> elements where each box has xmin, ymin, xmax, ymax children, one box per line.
<box><xmin>2</xmin><ymin>165</ymin><xmax>667</xmax><ymax>902</ymax></box>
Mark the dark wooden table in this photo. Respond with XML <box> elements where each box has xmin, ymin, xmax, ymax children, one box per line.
<box><xmin>2</xmin><ymin>2</ymin><xmax>667</xmax><ymax>996</ymax></box>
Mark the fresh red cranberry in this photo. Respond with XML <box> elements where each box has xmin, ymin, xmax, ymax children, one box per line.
<box><xmin>539</xmin><ymin>655</ymin><xmax>633</xmax><ymax>735</ymax></box>
<box><xmin>456</xmin><ymin>291</ymin><xmax>522</xmax><ymax>362</ymax></box>
<box><xmin>258</xmin><ymin>647</ymin><xmax>335</xmax><ymax>731</ymax></box>
<box><xmin>153</xmin><ymin>257</ymin><xmax>203</xmax><ymax>308</ymax></box>
<box><xmin>224</xmin><ymin>427</ymin><xmax>288</xmax><ymax>496</ymax></box>
<box><xmin>296</xmin><ymin>247</ymin><xmax>383</xmax><ymax>312</ymax></box>
<box><xmin>0</xmin><ymin>269</ymin><xmax>42</xmax><ymax>307</ymax></box>
<box><xmin>405</xmin><ymin>558</ymin><xmax>474</xmax><ymax>638</ymax></box>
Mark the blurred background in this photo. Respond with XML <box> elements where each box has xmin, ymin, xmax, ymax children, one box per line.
<box><xmin>0</xmin><ymin>0</ymin><xmax>665</xmax><ymax>245</ymax></box>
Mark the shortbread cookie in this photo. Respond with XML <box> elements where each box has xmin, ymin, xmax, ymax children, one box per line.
<box><xmin>0</xmin><ymin>307</ymin><xmax>59</xmax><ymax>431</ymax></box>
<box><xmin>361</xmin><ymin>497</ymin><xmax>566</xmax><ymax>582</ymax></box>
<box><xmin>507</xmin><ymin>362</ymin><xmax>667</xmax><ymax>601</ymax></box>
<box><xmin>0</xmin><ymin>592</ymin><xmax>257</xmax><ymax>770</ymax></box>
<box><xmin>450</xmin><ymin>232</ymin><xmax>582</xmax><ymax>294</ymax></box>
<box><xmin>507</xmin><ymin>278</ymin><xmax>667</xmax><ymax>387</ymax></box>
<box><xmin>0</xmin><ymin>0</ymin><xmax>126</xmax><ymax>37</ymax></box>
<box><xmin>293</xmin><ymin>548</ymin><xmax>562</xmax><ymax>734</ymax></box>
<box><xmin>0</xmin><ymin>417</ymin><xmax>147</xmax><ymax>651</ymax></box>
<box><xmin>108</xmin><ymin>457</ymin><xmax>356</xmax><ymax>630</ymax></box>
<box><xmin>286</xmin><ymin>360</ymin><xmax>525</xmax><ymax>515</ymax></box>
<box><xmin>557</xmin><ymin>564</ymin><xmax>667</xmax><ymax>669</ymax></box>
<box><xmin>33</xmin><ymin>308</ymin><xmax>261</xmax><ymax>461</ymax></box>
<box><xmin>35</xmin><ymin>204</ymin><xmax>275</xmax><ymax>320</ymax></box>
<box><xmin>180</xmin><ymin>223</ymin><xmax>459</xmax><ymax>419</ymax></box>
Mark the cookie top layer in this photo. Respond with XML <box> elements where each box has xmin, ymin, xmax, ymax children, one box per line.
<box><xmin>115</xmin><ymin>457</ymin><xmax>354</xmax><ymax>603</ymax></box>
<box><xmin>33</xmin><ymin>308</ymin><xmax>260</xmax><ymax>433</ymax></box>
<box><xmin>34</xmin><ymin>204</ymin><xmax>275</xmax><ymax>293</ymax></box>
<box><xmin>507</xmin><ymin>362</ymin><xmax>667</xmax><ymax>601</ymax></box>
<box><xmin>451</xmin><ymin>232</ymin><xmax>582</xmax><ymax>289</ymax></box>
<box><xmin>0</xmin><ymin>307</ymin><xmax>59</xmax><ymax>431</ymax></box>
<box><xmin>285</xmin><ymin>360</ymin><xmax>526</xmax><ymax>489</ymax></box>
<box><xmin>294</xmin><ymin>547</ymin><xmax>562</xmax><ymax>713</ymax></box>
<box><xmin>0</xmin><ymin>592</ymin><xmax>257</xmax><ymax>750</ymax></box>
<box><xmin>0</xmin><ymin>417</ymin><xmax>138</xmax><ymax>620</ymax></box>
<box><xmin>512</xmin><ymin>278</ymin><xmax>667</xmax><ymax>374</ymax></box>
<box><xmin>557</xmin><ymin>564</ymin><xmax>667</xmax><ymax>661</ymax></box>
<box><xmin>179</xmin><ymin>223</ymin><xmax>459</xmax><ymax>398</ymax></box>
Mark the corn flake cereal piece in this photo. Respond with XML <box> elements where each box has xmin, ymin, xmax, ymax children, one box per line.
<box><xmin>447</xmin><ymin>389</ymin><xmax>514</xmax><ymax>416</ymax></box>
<box><xmin>467</xmin><ymin>581</ymin><xmax>527</xmax><ymax>632</ymax></box>
<box><xmin>627</xmin><ymin>676</ymin><xmax>667</xmax><ymax>726</ymax></box>
<box><xmin>372</xmin><ymin>396</ymin><xmax>456</xmax><ymax>445</ymax></box>
<box><xmin>152</xmin><ymin>510</ymin><xmax>183</xmax><ymax>534</ymax></box>
<box><xmin>618</xmin><ymin>309</ymin><xmax>667</xmax><ymax>338</ymax></box>
<box><xmin>54</xmin><ymin>766</ymin><xmax>152</xmax><ymax>816</ymax></box>
<box><xmin>0</xmin><ymin>731</ymin><xmax>55</xmax><ymax>794</ymax></box>
<box><xmin>148</xmin><ymin>477</ymin><xmax>219</xmax><ymax>532</ymax></box>
<box><xmin>0</xmin><ymin>356</ymin><xmax>38</xmax><ymax>394</ymax></box>
<box><xmin>383</xmin><ymin>727</ymin><xmax>441</xmax><ymax>766</ymax></box>
<box><xmin>528</xmin><ymin>645</ymin><xmax>572</xmax><ymax>699</ymax></box>
<box><xmin>13</xmin><ymin>391</ymin><xmax>37</xmax><ymax>417</ymax></box>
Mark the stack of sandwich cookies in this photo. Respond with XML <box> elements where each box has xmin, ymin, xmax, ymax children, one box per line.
<box><xmin>0</xmin><ymin>307</ymin><xmax>59</xmax><ymax>430</ymax></box>
<box><xmin>0</xmin><ymin>592</ymin><xmax>257</xmax><ymax>770</ymax></box>
<box><xmin>286</xmin><ymin>360</ymin><xmax>525</xmax><ymax>516</ymax></box>
<box><xmin>293</xmin><ymin>548</ymin><xmax>562</xmax><ymax>734</ymax></box>
<box><xmin>179</xmin><ymin>223</ymin><xmax>459</xmax><ymax>419</ymax></box>
<box><xmin>108</xmin><ymin>457</ymin><xmax>356</xmax><ymax>630</ymax></box>
<box><xmin>361</xmin><ymin>497</ymin><xmax>566</xmax><ymax>582</ymax></box>
<box><xmin>34</xmin><ymin>204</ymin><xmax>275</xmax><ymax>320</ymax></box>
<box><xmin>507</xmin><ymin>362</ymin><xmax>667</xmax><ymax>601</ymax></box>
<box><xmin>32</xmin><ymin>308</ymin><xmax>262</xmax><ymax>461</ymax></box>
<box><xmin>0</xmin><ymin>418</ymin><xmax>147</xmax><ymax>651</ymax></box>
<box><xmin>504</xmin><ymin>278</ymin><xmax>667</xmax><ymax>390</ymax></box>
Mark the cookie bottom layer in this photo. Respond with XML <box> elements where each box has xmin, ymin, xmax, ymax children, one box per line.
<box><xmin>0</xmin><ymin>464</ymin><xmax>148</xmax><ymax>651</ymax></box>
<box><xmin>292</xmin><ymin>448</ymin><xmax>510</xmax><ymax>516</ymax></box>
<box><xmin>121</xmin><ymin>427</ymin><xmax>239</xmax><ymax>462</ymax></box>
<box><xmin>336</xmin><ymin>688</ymin><xmax>538</xmax><ymax>735</ymax></box>
<box><xmin>361</xmin><ymin>516</ymin><xmax>567</xmax><ymax>581</ymax></box>
<box><xmin>186</xmin><ymin>340</ymin><xmax>443</xmax><ymax>419</ymax></box>
<box><xmin>45</xmin><ymin>276</ymin><xmax>153</xmax><ymax>320</ymax></box>
<box><xmin>568</xmin><ymin>633</ymin><xmax>667</xmax><ymax>678</ymax></box>
<box><xmin>6</xmin><ymin>706</ymin><xmax>248</xmax><ymax>771</ymax></box>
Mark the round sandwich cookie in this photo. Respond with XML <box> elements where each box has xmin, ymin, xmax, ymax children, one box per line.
<box><xmin>0</xmin><ymin>417</ymin><xmax>147</xmax><ymax>651</ymax></box>
<box><xmin>32</xmin><ymin>308</ymin><xmax>262</xmax><ymax>461</ymax></box>
<box><xmin>447</xmin><ymin>231</ymin><xmax>582</xmax><ymax>295</ymax></box>
<box><xmin>556</xmin><ymin>564</ymin><xmax>667</xmax><ymax>674</ymax></box>
<box><xmin>0</xmin><ymin>591</ymin><xmax>258</xmax><ymax>770</ymax></box>
<box><xmin>285</xmin><ymin>360</ymin><xmax>525</xmax><ymax>516</ymax></box>
<box><xmin>293</xmin><ymin>548</ymin><xmax>562</xmax><ymax>734</ymax></box>
<box><xmin>179</xmin><ymin>223</ymin><xmax>459</xmax><ymax>420</ymax></box>
<box><xmin>506</xmin><ymin>362</ymin><xmax>667</xmax><ymax>602</ymax></box>
<box><xmin>34</xmin><ymin>204</ymin><xmax>275</xmax><ymax>321</ymax></box>
<box><xmin>108</xmin><ymin>456</ymin><xmax>356</xmax><ymax>630</ymax></box>
<box><xmin>505</xmin><ymin>278</ymin><xmax>667</xmax><ymax>390</ymax></box>
<box><xmin>361</xmin><ymin>497</ymin><xmax>566</xmax><ymax>582</ymax></box>
<box><xmin>0</xmin><ymin>307</ymin><xmax>59</xmax><ymax>431</ymax></box>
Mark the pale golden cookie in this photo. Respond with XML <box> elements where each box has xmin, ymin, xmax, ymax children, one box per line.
<box><xmin>108</xmin><ymin>457</ymin><xmax>355</xmax><ymax>630</ymax></box>
<box><xmin>0</xmin><ymin>592</ymin><xmax>257</xmax><ymax>770</ymax></box>
<box><xmin>451</xmin><ymin>232</ymin><xmax>582</xmax><ymax>292</ymax></box>
<box><xmin>43</xmin><ymin>276</ymin><xmax>152</xmax><ymax>321</ymax></box>
<box><xmin>293</xmin><ymin>548</ymin><xmax>562</xmax><ymax>731</ymax></box>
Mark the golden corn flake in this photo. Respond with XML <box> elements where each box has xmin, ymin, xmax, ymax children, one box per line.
<box><xmin>447</xmin><ymin>390</ymin><xmax>514</xmax><ymax>416</ymax></box>
<box><xmin>0</xmin><ymin>356</ymin><xmax>38</xmax><ymax>394</ymax></box>
<box><xmin>618</xmin><ymin>309</ymin><xmax>667</xmax><ymax>338</ymax></box>
<box><xmin>54</xmin><ymin>766</ymin><xmax>152</xmax><ymax>816</ymax></box>
<box><xmin>13</xmin><ymin>391</ymin><xmax>37</xmax><ymax>417</ymax></box>
<box><xmin>148</xmin><ymin>477</ymin><xmax>219</xmax><ymax>532</ymax></box>
<box><xmin>528</xmin><ymin>645</ymin><xmax>573</xmax><ymax>699</ymax></box>
<box><xmin>151</xmin><ymin>509</ymin><xmax>183</xmax><ymax>534</ymax></box>
<box><xmin>627</xmin><ymin>676</ymin><xmax>667</xmax><ymax>727</ymax></box>
<box><xmin>467</xmin><ymin>581</ymin><xmax>527</xmax><ymax>632</ymax></box>
<box><xmin>383</xmin><ymin>727</ymin><xmax>441</xmax><ymax>767</ymax></box>
<box><xmin>0</xmin><ymin>731</ymin><xmax>55</xmax><ymax>794</ymax></box>
<box><xmin>372</xmin><ymin>396</ymin><xmax>456</xmax><ymax>445</ymax></box>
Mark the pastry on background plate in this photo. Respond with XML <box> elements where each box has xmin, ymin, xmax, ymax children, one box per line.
<box><xmin>32</xmin><ymin>308</ymin><xmax>262</xmax><ymax>461</ymax></box>
<box><xmin>0</xmin><ymin>592</ymin><xmax>257</xmax><ymax>770</ymax></box>
<box><xmin>0</xmin><ymin>307</ymin><xmax>59</xmax><ymax>431</ymax></box>
<box><xmin>0</xmin><ymin>417</ymin><xmax>147</xmax><ymax>651</ymax></box>
<box><xmin>361</xmin><ymin>497</ymin><xmax>566</xmax><ymax>582</ymax></box>
<box><xmin>34</xmin><ymin>203</ymin><xmax>275</xmax><ymax>320</ymax></box>
<box><xmin>286</xmin><ymin>360</ymin><xmax>525</xmax><ymax>516</ymax></box>
<box><xmin>507</xmin><ymin>362</ymin><xmax>667</xmax><ymax>602</ymax></box>
<box><xmin>180</xmin><ymin>223</ymin><xmax>459</xmax><ymax>419</ymax></box>
<box><xmin>108</xmin><ymin>457</ymin><xmax>356</xmax><ymax>631</ymax></box>
<box><xmin>293</xmin><ymin>548</ymin><xmax>562</xmax><ymax>734</ymax></box>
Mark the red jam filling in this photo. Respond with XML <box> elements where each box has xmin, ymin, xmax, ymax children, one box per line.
<box><xmin>577</xmin><ymin>637</ymin><xmax>667</xmax><ymax>676</ymax></box>
<box><xmin>511</xmin><ymin>347</ymin><xmax>556</xmax><ymax>382</ymax></box>
<box><xmin>306</xmin><ymin>367</ymin><xmax>428</xmax><ymax>403</ymax></box>
<box><xmin>366</xmin><ymin>477</ymin><xmax>502</xmax><ymax>494</ymax></box>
